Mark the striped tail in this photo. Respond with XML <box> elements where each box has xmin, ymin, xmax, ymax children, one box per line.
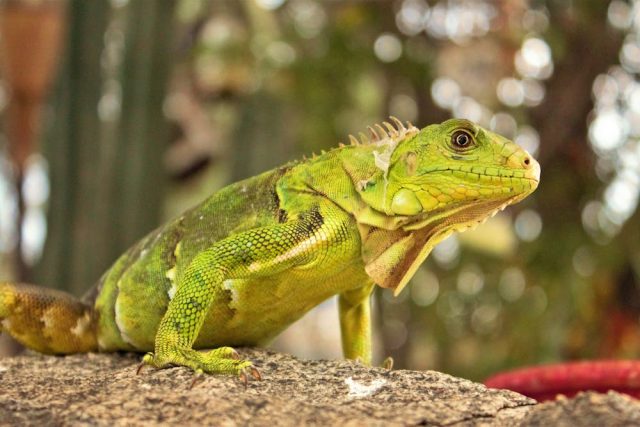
<box><xmin>0</xmin><ymin>282</ymin><xmax>98</xmax><ymax>354</ymax></box>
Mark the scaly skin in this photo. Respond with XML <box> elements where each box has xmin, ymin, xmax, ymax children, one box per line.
<box><xmin>0</xmin><ymin>118</ymin><xmax>540</xmax><ymax>378</ymax></box>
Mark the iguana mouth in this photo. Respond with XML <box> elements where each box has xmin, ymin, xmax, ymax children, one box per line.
<box><xmin>454</xmin><ymin>173</ymin><xmax>539</xmax><ymax>192</ymax></box>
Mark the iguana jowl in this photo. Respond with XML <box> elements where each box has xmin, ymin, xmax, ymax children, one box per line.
<box><xmin>0</xmin><ymin>118</ymin><xmax>540</xmax><ymax>378</ymax></box>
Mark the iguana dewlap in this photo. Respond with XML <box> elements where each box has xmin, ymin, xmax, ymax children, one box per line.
<box><xmin>0</xmin><ymin>118</ymin><xmax>539</xmax><ymax>377</ymax></box>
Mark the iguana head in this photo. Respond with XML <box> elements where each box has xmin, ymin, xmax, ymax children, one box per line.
<box><xmin>345</xmin><ymin>117</ymin><xmax>540</xmax><ymax>294</ymax></box>
<box><xmin>387</xmin><ymin>118</ymin><xmax>539</xmax><ymax>226</ymax></box>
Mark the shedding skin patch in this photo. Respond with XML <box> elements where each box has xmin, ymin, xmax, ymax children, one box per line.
<box><xmin>373</xmin><ymin>148</ymin><xmax>393</xmax><ymax>208</ymax></box>
<box><xmin>39</xmin><ymin>311</ymin><xmax>57</xmax><ymax>331</ymax></box>
<box><xmin>114</xmin><ymin>294</ymin><xmax>138</xmax><ymax>348</ymax></box>
<box><xmin>71</xmin><ymin>312</ymin><xmax>92</xmax><ymax>337</ymax></box>
<box><xmin>165</xmin><ymin>240</ymin><xmax>183</xmax><ymax>300</ymax></box>
<box><xmin>222</xmin><ymin>279</ymin><xmax>238</xmax><ymax>304</ymax></box>
<box><xmin>358</xmin><ymin>118</ymin><xmax>419</xmax><ymax>210</ymax></box>
<box><xmin>166</xmin><ymin>267</ymin><xmax>177</xmax><ymax>300</ymax></box>
<box><xmin>357</xmin><ymin>179</ymin><xmax>372</xmax><ymax>191</ymax></box>
<box><xmin>167</xmin><ymin>282</ymin><xmax>177</xmax><ymax>300</ymax></box>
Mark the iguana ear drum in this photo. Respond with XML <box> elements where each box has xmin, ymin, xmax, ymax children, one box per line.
<box><xmin>391</xmin><ymin>189</ymin><xmax>422</xmax><ymax>216</ymax></box>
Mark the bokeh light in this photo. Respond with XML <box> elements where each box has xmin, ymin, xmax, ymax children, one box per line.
<box><xmin>608</xmin><ymin>0</ymin><xmax>633</xmax><ymax>30</ymax></box>
<box><xmin>255</xmin><ymin>0</ymin><xmax>286</xmax><ymax>11</ymax></box>
<box><xmin>589</xmin><ymin>110</ymin><xmax>627</xmax><ymax>151</ymax></box>
<box><xmin>411</xmin><ymin>269</ymin><xmax>440</xmax><ymax>306</ymax></box>
<box><xmin>588</xmin><ymin>9</ymin><xmax>640</xmax><ymax>237</ymax></box>
<box><xmin>373</xmin><ymin>33</ymin><xmax>403</xmax><ymax>63</ymax></box>
<box><xmin>433</xmin><ymin>235</ymin><xmax>460</xmax><ymax>268</ymax></box>
<box><xmin>289</xmin><ymin>0</ymin><xmax>326</xmax><ymax>39</ymax></box>
<box><xmin>431</xmin><ymin>77</ymin><xmax>461</xmax><ymax>109</ymax></box>
<box><xmin>498</xmin><ymin>267</ymin><xmax>526</xmax><ymax>302</ymax></box>
<box><xmin>470</xmin><ymin>300</ymin><xmax>501</xmax><ymax>335</ymax></box>
<box><xmin>457</xmin><ymin>264</ymin><xmax>484</xmax><ymax>296</ymax></box>
<box><xmin>20</xmin><ymin>156</ymin><xmax>49</xmax><ymax>266</ymax></box>
<box><xmin>514</xmin><ymin>209</ymin><xmax>543</xmax><ymax>242</ymax></box>
<box><xmin>396</xmin><ymin>0</ymin><xmax>429</xmax><ymax>36</ymax></box>
<box><xmin>514</xmin><ymin>126</ymin><xmax>540</xmax><ymax>156</ymax></box>
<box><xmin>389</xmin><ymin>93</ymin><xmax>419</xmax><ymax>122</ymax></box>
<box><xmin>497</xmin><ymin>77</ymin><xmax>525</xmax><ymax>107</ymax></box>
<box><xmin>422</xmin><ymin>0</ymin><xmax>495</xmax><ymax>43</ymax></box>
<box><xmin>515</xmin><ymin>37</ymin><xmax>553</xmax><ymax>80</ymax></box>
<box><xmin>572</xmin><ymin>246</ymin><xmax>596</xmax><ymax>278</ymax></box>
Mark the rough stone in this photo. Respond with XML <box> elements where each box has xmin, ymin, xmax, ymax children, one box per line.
<box><xmin>0</xmin><ymin>349</ymin><xmax>637</xmax><ymax>426</ymax></box>
<box><xmin>520</xmin><ymin>391</ymin><xmax>640</xmax><ymax>427</ymax></box>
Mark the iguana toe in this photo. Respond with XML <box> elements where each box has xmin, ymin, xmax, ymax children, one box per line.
<box><xmin>208</xmin><ymin>346</ymin><xmax>240</xmax><ymax>360</ymax></box>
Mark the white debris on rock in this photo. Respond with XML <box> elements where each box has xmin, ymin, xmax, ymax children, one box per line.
<box><xmin>345</xmin><ymin>376</ymin><xmax>387</xmax><ymax>399</ymax></box>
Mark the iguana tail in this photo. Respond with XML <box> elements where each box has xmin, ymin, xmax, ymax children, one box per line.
<box><xmin>0</xmin><ymin>282</ymin><xmax>98</xmax><ymax>354</ymax></box>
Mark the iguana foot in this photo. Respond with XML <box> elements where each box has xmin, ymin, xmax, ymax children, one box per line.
<box><xmin>140</xmin><ymin>346</ymin><xmax>258</xmax><ymax>378</ymax></box>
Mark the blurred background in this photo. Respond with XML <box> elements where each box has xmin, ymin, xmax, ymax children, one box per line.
<box><xmin>0</xmin><ymin>0</ymin><xmax>639</xmax><ymax>383</ymax></box>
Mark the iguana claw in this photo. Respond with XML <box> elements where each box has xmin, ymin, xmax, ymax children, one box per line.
<box><xmin>250</xmin><ymin>366</ymin><xmax>262</xmax><ymax>381</ymax></box>
<box><xmin>190</xmin><ymin>370</ymin><xmax>205</xmax><ymax>389</ymax></box>
<box><xmin>382</xmin><ymin>357</ymin><xmax>394</xmax><ymax>370</ymax></box>
<box><xmin>136</xmin><ymin>362</ymin><xmax>146</xmax><ymax>375</ymax></box>
<box><xmin>136</xmin><ymin>353</ymin><xmax>155</xmax><ymax>375</ymax></box>
<box><xmin>238</xmin><ymin>366</ymin><xmax>262</xmax><ymax>387</ymax></box>
<box><xmin>239</xmin><ymin>370</ymin><xmax>248</xmax><ymax>388</ymax></box>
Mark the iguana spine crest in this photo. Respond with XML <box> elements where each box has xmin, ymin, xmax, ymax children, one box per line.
<box><xmin>347</xmin><ymin>116</ymin><xmax>418</xmax><ymax>148</ymax></box>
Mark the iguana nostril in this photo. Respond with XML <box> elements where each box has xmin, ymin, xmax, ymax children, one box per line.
<box><xmin>523</xmin><ymin>157</ymin><xmax>531</xmax><ymax>167</ymax></box>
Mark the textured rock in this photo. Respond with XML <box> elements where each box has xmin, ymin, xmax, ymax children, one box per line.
<box><xmin>520</xmin><ymin>391</ymin><xmax>640</xmax><ymax>426</ymax></box>
<box><xmin>0</xmin><ymin>349</ymin><xmax>637</xmax><ymax>426</ymax></box>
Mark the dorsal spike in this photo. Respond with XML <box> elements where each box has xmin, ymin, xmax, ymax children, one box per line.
<box><xmin>349</xmin><ymin>135</ymin><xmax>359</xmax><ymax>146</ymax></box>
<box><xmin>321</xmin><ymin>149</ymin><xmax>327</xmax><ymax>155</ymax></box>
<box><xmin>375</xmin><ymin>123</ymin><xmax>388</xmax><ymax>139</ymax></box>
<box><xmin>338</xmin><ymin>142</ymin><xmax>345</xmax><ymax>148</ymax></box>
<box><xmin>407</xmin><ymin>121</ymin><xmax>415</xmax><ymax>129</ymax></box>
<box><xmin>390</xmin><ymin>116</ymin><xmax>405</xmax><ymax>131</ymax></box>
<box><xmin>383</xmin><ymin>121</ymin><xmax>397</xmax><ymax>136</ymax></box>
<box><xmin>359</xmin><ymin>132</ymin><xmax>370</xmax><ymax>145</ymax></box>
<box><xmin>368</xmin><ymin>126</ymin><xmax>379</xmax><ymax>141</ymax></box>
<box><xmin>302</xmin><ymin>154</ymin><xmax>308</xmax><ymax>160</ymax></box>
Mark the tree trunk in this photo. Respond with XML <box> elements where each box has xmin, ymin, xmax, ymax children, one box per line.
<box><xmin>36</xmin><ymin>0</ymin><xmax>176</xmax><ymax>296</ymax></box>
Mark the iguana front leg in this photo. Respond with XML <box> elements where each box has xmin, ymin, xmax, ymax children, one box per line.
<box><xmin>142</xmin><ymin>204</ymin><xmax>339</xmax><ymax>376</ymax></box>
<box><xmin>339</xmin><ymin>283</ymin><xmax>374</xmax><ymax>365</ymax></box>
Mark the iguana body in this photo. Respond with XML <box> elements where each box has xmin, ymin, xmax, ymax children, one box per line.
<box><xmin>0</xmin><ymin>118</ymin><xmax>539</xmax><ymax>377</ymax></box>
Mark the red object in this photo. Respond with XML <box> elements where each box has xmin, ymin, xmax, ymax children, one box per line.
<box><xmin>484</xmin><ymin>360</ymin><xmax>640</xmax><ymax>402</ymax></box>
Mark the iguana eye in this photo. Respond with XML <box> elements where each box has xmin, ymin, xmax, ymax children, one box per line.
<box><xmin>451</xmin><ymin>130</ymin><xmax>473</xmax><ymax>150</ymax></box>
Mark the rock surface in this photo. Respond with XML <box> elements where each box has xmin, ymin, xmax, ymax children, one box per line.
<box><xmin>0</xmin><ymin>349</ymin><xmax>638</xmax><ymax>426</ymax></box>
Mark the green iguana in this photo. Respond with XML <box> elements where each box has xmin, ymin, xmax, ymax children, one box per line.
<box><xmin>0</xmin><ymin>118</ymin><xmax>539</xmax><ymax>381</ymax></box>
